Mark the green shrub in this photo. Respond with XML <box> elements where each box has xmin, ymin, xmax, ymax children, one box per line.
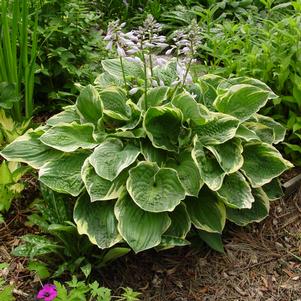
<box><xmin>1</xmin><ymin>17</ymin><xmax>292</xmax><ymax>254</ymax></box>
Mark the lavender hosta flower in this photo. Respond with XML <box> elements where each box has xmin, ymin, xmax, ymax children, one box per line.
<box><xmin>37</xmin><ymin>284</ymin><xmax>57</xmax><ymax>301</ymax></box>
<box><xmin>171</xmin><ymin>62</ymin><xmax>193</xmax><ymax>86</ymax></box>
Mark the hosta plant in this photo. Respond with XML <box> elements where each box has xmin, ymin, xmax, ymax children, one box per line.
<box><xmin>1</xmin><ymin>19</ymin><xmax>292</xmax><ymax>254</ymax></box>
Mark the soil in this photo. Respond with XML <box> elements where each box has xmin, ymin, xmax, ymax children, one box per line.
<box><xmin>1</xmin><ymin>172</ymin><xmax>301</xmax><ymax>301</ymax></box>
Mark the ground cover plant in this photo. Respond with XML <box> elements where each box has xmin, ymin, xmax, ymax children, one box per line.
<box><xmin>1</xmin><ymin>17</ymin><xmax>293</xmax><ymax>255</ymax></box>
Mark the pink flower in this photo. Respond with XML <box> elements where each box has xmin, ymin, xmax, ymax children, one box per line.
<box><xmin>37</xmin><ymin>284</ymin><xmax>57</xmax><ymax>301</ymax></box>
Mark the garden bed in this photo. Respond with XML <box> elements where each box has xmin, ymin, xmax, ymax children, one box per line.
<box><xmin>1</xmin><ymin>172</ymin><xmax>300</xmax><ymax>301</ymax></box>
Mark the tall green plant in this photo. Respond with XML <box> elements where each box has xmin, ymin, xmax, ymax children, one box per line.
<box><xmin>0</xmin><ymin>0</ymin><xmax>38</xmax><ymax>120</ymax></box>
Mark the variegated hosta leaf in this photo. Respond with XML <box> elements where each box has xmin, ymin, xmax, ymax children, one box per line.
<box><xmin>255</xmin><ymin>114</ymin><xmax>286</xmax><ymax>144</ymax></box>
<box><xmin>193</xmin><ymin>112</ymin><xmax>239</xmax><ymax>145</ymax></box>
<box><xmin>192</xmin><ymin>136</ymin><xmax>225</xmax><ymax>191</ymax></box>
<box><xmin>153</xmin><ymin>59</ymin><xmax>177</xmax><ymax>86</ymax></box>
<box><xmin>198</xmin><ymin>231</ymin><xmax>224</xmax><ymax>253</ymax></box>
<box><xmin>243</xmin><ymin>121</ymin><xmax>274</xmax><ymax>144</ymax></box>
<box><xmin>143</xmin><ymin>106</ymin><xmax>183</xmax><ymax>152</ymax></box>
<box><xmin>214</xmin><ymin>84</ymin><xmax>270</xmax><ymax>122</ymax></box>
<box><xmin>126</xmin><ymin>161</ymin><xmax>185</xmax><ymax>212</ymax></box>
<box><xmin>40</xmin><ymin>123</ymin><xmax>97</xmax><ymax>152</ymax></box>
<box><xmin>76</xmin><ymin>85</ymin><xmax>103</xmax><ymax>125</ymax></box>
<box><xmin>94</xmin><ymin>71</ymin><xmax>122</xmax><ymax>89</ymax></box>
<box><xmin>226</xmin><ymin>188</ymin><xmax>270</xmax><ymax>226</ymax></box>
<box><xmin>81</xmin><ymin>159</ymin><xmax>127</xmax><ymax>202</ymax></box>
<box><xmin>166</xmin><ymin>151</ymin><xmax>202</xmax><ymax>196</ymax></box>
<box><xmin>206</xmin><ymin>138</ymin><xmax>243</xmax><ymax>174</ymax></box>
<box><xmin>217</xmin><ymin>77</ymin><xmax>278</xmax><ymax>100</ymax></box>
<box><xmin>164</xmin><ymin>202</ymin><xmax>191</xmax><ymax>238</ymax></box>
<box><xmin>99</xmin><ymin>87</ymin><xmax>131</xmax><ymax>121</ymax></box>
<box><xmin>138</xmin><ymin>86</ymin><xmax>169</xmax><ymax>110</ymax></box>
<box><xmin>185</xmin><ymin>188</ymin><xmax>226</xmax><ymax>233</ymax></box>
<box><xmin>39</xmin><ymin>152</ymin><xmax>89</xmax><ymax>196</ymax></box>
<box><xmin>0</xmin><ymin>129</ymin><xmax>62</xmax><ymax>169</ymax></box>
<box><xmin>46</xmin><ymin>105</ymin><xmax>80</xmax><ymax>126</ymax></box>
<box><xmin>157</xmin><ymin>236</ymin><xmax>190</xmax><ymax>251</ymax></box>
<box><xmin>102</xmin><ymin>58</ymin><xmax>144</xmax><ymax>79</ymax></box>
<box><xmin>262</xmin><ymin>178</ymin><xmax>284</xmax><ymax>201</ymax></box>
<box><xmin>171</xmin><ymin>92</ymin><xmax>207</xmax><ymax>124</ymax></box>
<box><xmin>114</xmin><ymin>192</ymin><xmax>171</xmax><ymax>253</ymax></box>
<box><xmin>89</xmin><ymin>138</ymin><xmax>140</xmax><ymax>181</ymax></box>
<box><xmin>217</xmin><ymin>172</ymin><xmax>255</xmax><ymax>209</ymax></box>
<box><xmin>198</xmin><ymin>79</ymin><xmax>219</xmax><ymax>109</ymax></box>
<box><xmin>235</xmin><ymin>124</ymin><xmax>259</xmax><ymax>142</ymax></box>
<box><xmin>241</xmin><ymin>142</ymin><xmax>293</xmax><ymax>187</ymax></box>
<box><xmin>140</xmin><ymin>139</ymin><xmax>167</xmax><ymax>166</ymax></box>
<box><xmin>117</xmin><ymin>100</ymin><xmax>141</xmax><ymax>131</ymax></box>
<box><xmin>74</xmin><ymin>194</ymin><xmax>121</xmax><ymax>248</ymax></box>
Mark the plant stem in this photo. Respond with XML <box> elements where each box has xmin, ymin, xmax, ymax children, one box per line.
<box><xmin>119</xmin><ymin>56</ymin><xmax>128</xmax><ymax>96</ymax></box>
<box><xmin>141</xmin><ymin>51</ymin><xmax>148</xmax><ymax>108</ymax></box>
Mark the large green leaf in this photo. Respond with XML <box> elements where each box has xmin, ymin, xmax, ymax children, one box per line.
<box><xmin>255</xmin><ymin>114</ymin><xmax>286</xmax><ymax>144</ymax></box>
<box><xmin>192</xmin><ymin>136</ymin><xmax>225</xmax><ymax>191</ymax></box>
<box><xmin>166</xmin><ymin>151</ymin><xmax>202</xmax><ymax>196</ymax></box>
<box><xmin>243</xmin><ymin>121</ymin><xmax>274</xmax><ymax>144</ymax></box>
<box><xmin>165</xmin><ymin>202</ymin><xmax>191</xmax><ymax>238</ymax></box>
<box><xmin>171</xmin><ymin>92</ymin><xmax>207</xmax><ymax>124</ymax></box>
<box><xmin>102</xmin><ymin>58</ymin><xmax>144</xmax><ymax>79</ymax></box>
<box><xmin>40</xmin><ymin>123</ymin><xmax>97</xmax><ymax>152</ymax></box>
<box><xmin>81</xmin><ymin>159</ymin><xmax>127</xmax><ymax>202</ymax></box>
<box><xmin>0</xmin><ymin>129</ymin><xmax>62</xmax><ymax>169</ymax></box>
<box><xmin>74</xmin><ymin>194</ymin><xmax>121</xmax><ymax>248</ymax></box>
<box><xmin>217</xmin><ymin>172</ymin><xmax>254</xmax><ymax>209</ymax></box>
<box><xmin>193</xmin><ymin>112</ymin><xmax>239</xmax><ymax>145</ymax></box>
<box><xmin>198</xmin><ymin>231</ymin><xmax>224</xmax><ymax>253</ymax></box>
<box><xmin>114</xmin><ymin>192</ymin><xmax>170</xmax><ymax>253</ymax></box>
<box><xmin>39</xmin><ymin>152</ymin><xmax>88</xmax><ymax>196</ymax></box>
<box><xmin>76</xmin><ymin>85</ymin><xmax>103</xmax><ymax>125</ymax></box>
<box><xmin>144</xmin><ymin>106</ymin><xmax>183</xmax><ymax>152</ymax></box>
<box><xmin>235</xmin><ymin>124</ymin><xmax>259</xmax><ymax>142</ymax></box>
<box><xmin>127</xmin><ymin>161</ymin><xmax>185</xmax><ymax>212</ymax></box>
<box><xmin>214</xmin><ymin>84</ymin><xmax>270</xmax><ymax>121</ymax></box>
<box><xmin>46</xmin><ymin>105</ymin><xmax>80</xmax><ymax>126</ymax></box>
<box><xmin>206</xmin><ymin>138</ymin><xmax>243</xmax><ymax>174</ymax></box>
<box><xmin>185</xmin><ymin>188</ymin><xmax>226</xmax><ymax>233</ymax></box>
<box><xmin>99</xmin><ymin>87</ymin><xmax>131</xmax><ymax>121</ymax></box>
<box><xmin>262</xmin><ymin>178</ymin><xmax>284</xmax><ymax>201</ymax></box>
<box><xmin>241</xmin><ymin>142</ymin><xmax>293</xmax><ymax>187</ymax></box>
<box><xmin>139</xmin><ymin>86</ymin><xmax>169</xmax><ymax>110</ymax></box>
<box><xmin>89</xmin><ymin>138</ymin><xmax>140</xmax><ymax>181</ymax></box>
<box><xmin>117</xmin><ymin>100</ymin><xmax>141</xmax><ymax>131</ymax></box>
<box><xmin>226</xmin><ymin>188</ymin><xmax>270</xmax><ymax>226</ymax></box>
<box><xmin>140</xmin><ymin>139</ymin><xmax>167</xmax><ymax>166</ymax></box>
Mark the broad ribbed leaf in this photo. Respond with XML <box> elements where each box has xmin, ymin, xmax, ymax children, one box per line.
<box><xmin>89</xmin><ymin>138</ymin><xmax>140</xmax><ymax>181</ymax></box>
<box><xmin>206</xmin><ymin>138</ymin><xmax>243</xmax><ymax>174</ymax></box>
<box><xmin>139</xmin><ymin>86</ymin><xmax>169</xmax><ymax>110</ymax></box>
<box><xmin>235</xmin><ymin>124</ymin><xmax>259</xmax><ymax>141</ymax></box>
<box><xmin>76</xmin><ymin>85</ymin><xmax>103</xmax><ymax>124</ymax></box>
<box><xmin>262</xmin><ymin>178</ymin><xmax>284</xmax><ymax>201</ymax></box>
<box><xmin>81</xmin><ymin>159</ymin><xmax>127</xmax><ymax>202</ymax></box>
<box><xmin>198</xmin><ymin>231</ymin><xmax>224</xmax><ymax>253</ymax></box>
<box><xmin>40</xmin><ymin>123</ymin><xmax>97</xmax><ymax>152</ymax></box>
<box><xmin>217</xmin><ymin>172</ymin><xmax>254</xmax><ymax>209</ymax></box>
<box><xmin>144</xmin><ymin>106</ymin><xmax>183</xmax><ymax>152</ymax></box>
<box><xmin>115</xmin><ymin>192</ymin><xmax>170</xmax><ymax>253</ymax></box>
<box><xmin>100</xmin><ymin>87</ymin><xmax>131</xmax><ymax>121</ymax></box>
<box><xmin>193</xmin><ymin>112</ymin><xmax>239</xmax><ymax>145</ymax></box>
<box><xmin>172</xmin><ymin>92</ymin><xmax>207</xmax><ymax>124</ymax></box>
<box><xmin>192</xmin><ymin>136</ymin><xmax>225</xmax><ymax>191</ymax></box>
<box><xmin>1</xmin><ymin>130</ymin><xmax>62</xmax><ymax>169</ymax></box>
<box><xmin>214</xmin><ymin>84</ymin><xmax>270</xmax><ymax>121</ymax></box>
<box><xmin>241</xmin><ymin>142</ymin><xmax>293</xmax><ymax>187</ymax></box>
<box><xmin>74</xmin><ymin>194</ymin><xmax>121</xmax><ymax>248</ymax></box>
<box><xmin>102</xmin><ymin>58</ymin><xmax>144</xmax><ymax>79</ymax></box>
<box><xmin>217</xmin><ymin>77</ymin><xmax>278</xmax><ymax>99</ymax></box>
<box><xmin>140</xmin><ymin>140</ymin><xmax>167</xmax><ymax>166</ymax></box>
<box><xmin>166</xmin><ymin>151</ymin><xmax>202</xmax><ymax>196</ymax></box>
<box><xmin>198</xmin><ymin>79</ymin><xmax>218</xmax><ymax>109</ymax></box>
<box><xmin>39</xmin><ymin>152</ymin><xmax>88</xmax><ymax>196</ymax></box>
<box><xmin>94</xmin><ymin>71</ymin><xmax>122</xmax><ymax>89</ymax></box>
<box><xmin>46</xmin><ymin>105</ymin><xmax>80</xmax><ymax>126</ymax></box>
<box><xmin>226</xmin><ymin>188</ymin><xmax>270</xmax><ymax>226</ymax></box>
<box><xmin>185</xmin><ymin>188</ymin><xmax>226</xmax><ymax>233</ymax></box>
<box><xmin>243</xmin><ymin>121</ymin><xmax>274</xmax><ymax>144</ymax></box>
<box><xmin>117</xmin><ymin>100</ymin><xmax>141</xmax><ymax>131</ymax></box>
<box><xmin>127</xmin><ymin>161</ymin><xmax>185</xmax><ymax>212</ymax></box>
<box><xmin>165</xmin><ymin>202</ymin><xmax>191</xmax><ymax>238</ymax></box>
<box><xmin>255</xmin><ymin>114</ymin><xmax>286</xmax><ymax>144</ymax></box>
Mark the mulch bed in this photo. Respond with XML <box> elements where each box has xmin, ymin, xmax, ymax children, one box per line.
<box><xmin>1</xmin><ymin>172</ymin><xmax>301</xmax><ymax>301</ymax></box>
